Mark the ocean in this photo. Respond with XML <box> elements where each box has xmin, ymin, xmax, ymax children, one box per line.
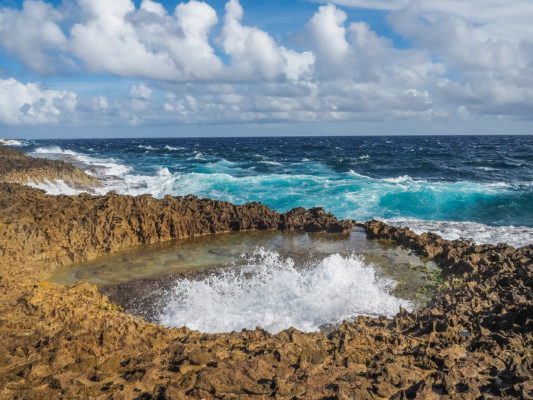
<box><xmin>5</xmin><ymin>135</ymin><xmax>533</xmax><ymax>332</ymax></box>
<box><xmin>5</xmin><ymin>135</ymin><xmax>533</xmax><ymax>248</ymax></box>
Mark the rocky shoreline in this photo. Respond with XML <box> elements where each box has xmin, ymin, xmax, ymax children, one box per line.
<box><xmin>0</xmin><ymin>145</ymin><xmax>532</xmax><ymax>399</ymax></box>
<box><xmin>0</xmin><ymin>145</ymin><xmax>98</xmax><ymax>189</ymax></box>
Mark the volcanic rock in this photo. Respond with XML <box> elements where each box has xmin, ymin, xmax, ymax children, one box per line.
<box><xmin>0</xmin><ymin>151</ymin><xmax>532</xmax><ymax>399</ymax></box>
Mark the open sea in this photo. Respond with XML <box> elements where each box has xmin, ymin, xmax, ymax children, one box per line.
<box><xmin>5</xmin><ymin>135</ymin><xmax>533</xmax><ymax>248</ymax></box>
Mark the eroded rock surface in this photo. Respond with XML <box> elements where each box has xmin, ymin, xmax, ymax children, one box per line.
<box><xmin>0</xmin><ymin>183</ymin><xmax>354</xmax><ymax>275</ymax></box>
<box><xmin>0</xmin><ymin>156</ymin><xmax>532</xmax><ymax>399</ymax></box>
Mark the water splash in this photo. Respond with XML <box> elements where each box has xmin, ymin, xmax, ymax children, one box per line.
<box><xmin>158</xmin><ymin>249</ymin><xmax>410</xmax><ymax>334</ymax></box>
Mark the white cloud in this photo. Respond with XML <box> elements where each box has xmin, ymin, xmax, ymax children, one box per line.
<box><xmin>0</xmin><ymin>0</ymin><xmax>533</xmax><ymax>128</ymax></box>
<box><xmin>0</xmin><ymin>79</ymin><xmax>77</xmax><ymax>125</ymax></box>
<box><xmin>69</xmin><ymin>0</ymin><xmax>180</xmax><ymax>80</ymax></box>
<box><xmin>0</xmin><ymin>1</ymin><xmax>68</xmax><ymax>74</ymax></box>
<box><xmin>219</xmin><ymin>0</ymin><xmax>314</xmax><ymax>81</ymax></box>
<box><xmin>58</xmin><ymin>0</ymin><xmax>314</xmax><ymax>82</ymax></box>
<box><xmin>306</xmin><ymin>4</ymin><xmax>350</xmax><ymax>76</ymax></box>
<box><xmin>140</xmin><ymin>0</ymin><xmax>166</xmax><ymax>16</ymax></box>
<box><xmin>130</xmin><ymin>84</ymin><xmax>152</xmax><ymax>99</ymax></box>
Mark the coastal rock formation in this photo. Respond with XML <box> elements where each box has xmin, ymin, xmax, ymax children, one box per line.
<box><xmin>0</xmin><ymin>183</ymin><xmax>355</xmax><ymax>275</ymax></box>
<box><xmin>0</xmin><ymin>145</ymin><xmax>97</xmax><ymax>188</ymax></box>
<box><xmin>280</xmin><ymin>207</ymin><xmax>355</xmax><ymax>233</ymax></box>
<box><xmin>0</xmin><ymin>152</ymin><xmax>532</xmax><ymax>399</ymax></box>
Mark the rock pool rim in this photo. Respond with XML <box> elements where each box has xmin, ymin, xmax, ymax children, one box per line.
<box><xmin>0</xmin><ymin>144</ymin><xmax>531</xmax><ymax>399</ymax></box>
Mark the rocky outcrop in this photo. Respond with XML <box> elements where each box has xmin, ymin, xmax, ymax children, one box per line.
<box><xmin>0</xmin><ymin>169</ymin><xmax>532</xmax><ymax>398</ymax></box>
<box><xmin>0</xmin><ymin>183</ymin><xmax>355</xmax><ymax>275</ymax></box>
<box><xmin>0</xmin><ymin>145</ymin><xmax>97</xmax><ymax>188</ymax></box>
<box><xmin>364</xmin><ymin>219</ymin><xmax>527</xmax><ymax>276</ymax></box>
<box><xmin>280</xmin><ymin>207</ymin><xmax>355</xmax><ymax>233</ymax></box>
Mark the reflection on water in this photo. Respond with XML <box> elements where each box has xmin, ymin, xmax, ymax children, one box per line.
<box><xmin>48</xmin><ymin>227</ymin><xmax>439</xmax><ymax>307</ymax></box>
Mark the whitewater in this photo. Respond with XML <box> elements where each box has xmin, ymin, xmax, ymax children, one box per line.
<box><xmin>7</xmin><ymin>135</ymin><xmax>533</xmax><ymax>333</ymax></box>
<box><xmin>159</xmin><ymin>249</ymin><xmax>411</xmax><ymax>334</ymax></box>
<box><xmin>8</xmin><ymin>136</ymin><xmax>533</xmax><ymax>248</ymax></box>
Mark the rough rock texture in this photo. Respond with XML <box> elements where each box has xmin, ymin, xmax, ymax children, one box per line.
<box><xmin>0</xmin><ymin>162</ymin><xmax>532</xmax><ymax>398</ymax></box>
<box><xmin>0</xmin><ymin>145</ymin><xmax>97</xmax><ymax>188</ymax></box>
<box><xmin>0</xmin><ymin>183</ymin><xmax>355</xmax><ymax>276</ymax></box>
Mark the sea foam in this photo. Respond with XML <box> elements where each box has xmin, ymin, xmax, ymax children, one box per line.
<box><xmin>0</xmin><ymin>138</ymin><xmax>27</xmax><ymax>147</ymax></box>
<box><xmin>158</xmin><ymin>249</ymin><xmax>410</xmax><ymax>334</ymax></box>
<box><xmin>32</xmin><ymin>146</ymin><xmax>132</xmax><ymax>179</ymax></box>
<box><xmin>383</xmin><ymin>218</ymin><xmax>533</xmax><ymax>248</ymax></box>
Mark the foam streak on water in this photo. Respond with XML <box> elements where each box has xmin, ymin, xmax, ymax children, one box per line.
<box><xmin>383</xmin><ymin>218</ymin><xmax>533</xmax><ymax>248</ymax></box>
<box><xmin>158</xmin><ymin>249</ymin><xmax>410</xmax><ymax>334</ymax></box>
<box><xmin>0</xmin><ymin>138</ymin><xmax>28</xmax><ymax>147</ymax></box>
<box><xmin>15</xmin><ymin>136</ymin><xmax>533</xmax><ymax>246</ymax></box>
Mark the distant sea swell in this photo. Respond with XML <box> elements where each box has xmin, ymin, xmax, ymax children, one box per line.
<box><xmin>6</xmin><ymin>135</ymin><xmax>533</xmax><ymax>248</ymax></box>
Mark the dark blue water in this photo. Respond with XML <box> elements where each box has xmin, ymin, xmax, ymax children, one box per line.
<box><xmin>9</xmin><ymin>135</ymin><xmax>533</xmax><ymax>246</ymax></box>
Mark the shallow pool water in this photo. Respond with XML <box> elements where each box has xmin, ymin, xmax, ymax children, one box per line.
<box><xmin>48</xmin><ymin>228</ymin><xmax>440</xmax><ymax>333</ymax></box>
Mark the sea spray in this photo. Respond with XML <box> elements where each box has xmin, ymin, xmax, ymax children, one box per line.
<box><xmin>19</xmin><ymin>136</ymin><xmax>533</xmax><ymax>245</ymax></box>
<box><xmin>383</xmin><ymin>218</ymin><xmax>533</xmax><ymax>248</ymax></box>
<box><xmin>158</xmin><ymin>249</ymin><xmax>411</xmax><ymax>334</ymax></box>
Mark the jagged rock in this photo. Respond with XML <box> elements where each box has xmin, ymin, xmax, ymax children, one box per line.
<box><xmin>0</xmin><ymin>183</ymin><xmax>354</xmax><ymax>272</ymax></box>
<box><xmin>0</xmin><ymin>152</ymin><xmax>532</xmax><ymax>399</ymax></box>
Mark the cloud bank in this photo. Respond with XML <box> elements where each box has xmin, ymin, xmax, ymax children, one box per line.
<box><xmin>0</xmin><ymin>0</ymin><xmax>532</xmax><ymax>131</ymax></box>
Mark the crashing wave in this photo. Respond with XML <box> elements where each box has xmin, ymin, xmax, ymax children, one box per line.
<box><xmin>383</xmin><ymin>218</ymin><xmax>533</xmax><ymax>248</ymax></box>
<box><xmin>159</xmin><ymin>249</ymin><xmax>410</xmax><ymax>334</ymax></box>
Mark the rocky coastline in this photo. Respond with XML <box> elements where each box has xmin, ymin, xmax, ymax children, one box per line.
<box><xmin>0</xmin><ymin>145</ymin><xmax>532</xmax><ymax>399</ymax></box>
<box><xmin>0</xmin><ymin>145</ymin><xmax>98</xmax><ymax>189</ymax></box>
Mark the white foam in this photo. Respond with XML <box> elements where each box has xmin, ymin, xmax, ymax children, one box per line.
<box><xmin>32</xmin><ymin>146</ymin><xmax>132</xmax><ymax>178</ymax></box>
<box><xmin>157</xmin><ymin>167</ymin><xmax>172</xmax><ymax>177</ymax></box>
<box><xmin>27</xmin><ymin>179</ymin><xmax>85</xmax><ymax>196</ymax></box>
<box><xmin>383</xmin><ymin>218</ymin><xmax>533</xmax><ymax>248</ymax></box>
<box><xmin>158</xmin><ymin>249</ymin><xmax>410</xmax><ymax>334</ymax></box>
<box><xmin>347</xmin><ymin>170</ymin><xmax>372</xmax><ymax>179</ymax></box>
<box><xmin>0</xmin><ymin>138</ymin><xmax>27</xmax><ymax>147</ymax></box>
<box><xmin>86</xmin><ymin>160</ymin><xmax>133</xmax><ymax>177</ymax></box>
<box><xmin>259</xmin><ymin>160</ymin><xmax>283</xmax><ymax>166</ymax></box>
<box><xmin>381</xmin><ymin>175</ymin><xmax>415</xmax><ymax>184</ymax></box>
<box><xmin>164</xmin><ymin>145</ymin><xmax>185</xmax><ymax>151</ymax></box>
<box><xmin>138</xmin><ymin>145</ymin><xmax>157</xmax><ymax>150</ymax></box>
<box><xmin>34</xmin><ymin>146</ymin><xmax>77</xmax><ymax>156</ymax></box>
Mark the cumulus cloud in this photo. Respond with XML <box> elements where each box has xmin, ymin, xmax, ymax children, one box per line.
<box><xmin>0</xmin><ymin>1</ymin><xmax>68</xmax><ymax>74</ymax></box>
<box><xmin>67</xmin><ymin>0</ymin><xmax>312</xmax><ymax>81</ymax></box>
<box><xmin>0</xmin><ymin>0</ymin><xmax>532</xmax><ymax>128</ymax></box>
<box><xmin>324</xmin><ymin>0</ymin><xmax>533</xmax><ymax>118</ymax></box>
<box><xmin>220</xmin><ymin>0</ymin><xmax>314</xmax><ymax>81</ymax></box>
<box><xmin>69</xmin><ymin>0</ymin><xmax>180</xmax><ymax>80</ymax></box>
<box><xmin>0</xmin><ymin>79</ymin><xmax>77</xmax><ymax>125</ymax></box>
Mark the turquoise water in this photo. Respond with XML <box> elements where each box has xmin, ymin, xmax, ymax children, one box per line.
<box><xmin>8</xmin><ymin>135</ymin><xmax>531</xmax><ymax>333</ymax></box>
<box><xmin>9</xmin><ymin>135</ymin><xmax>533</xmax><ymax>246</ymax></box>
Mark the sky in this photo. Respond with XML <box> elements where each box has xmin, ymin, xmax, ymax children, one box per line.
<box><xmin>0</xmin><ymin>0</ymin><xmax>533</xmax><ymax>138</ymax></box>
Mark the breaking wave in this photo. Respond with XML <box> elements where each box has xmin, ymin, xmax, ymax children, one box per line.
<box><xmin>0</xmin><ymin>138</ymin><xmax>28</xmax><ymax>147</ymax></box>
<box><xmin>158</xmin><ymin>249</ymin><xmax>410</xmax><ymax>334</ymax></box>
<box><xmin>383</xmin><ymin>218</ymin><xmax>533</xmax><ymax>248</ymax></box>
<box><xmin>31</xmin><ymin>146</ymin><xmax>132</xmax><ymax>179</ymax></box>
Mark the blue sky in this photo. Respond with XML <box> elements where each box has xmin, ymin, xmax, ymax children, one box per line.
<box><xmin>0</xmin><ymin>0</ymin><xmax>532</xmax><ymax>137</ymax></box>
